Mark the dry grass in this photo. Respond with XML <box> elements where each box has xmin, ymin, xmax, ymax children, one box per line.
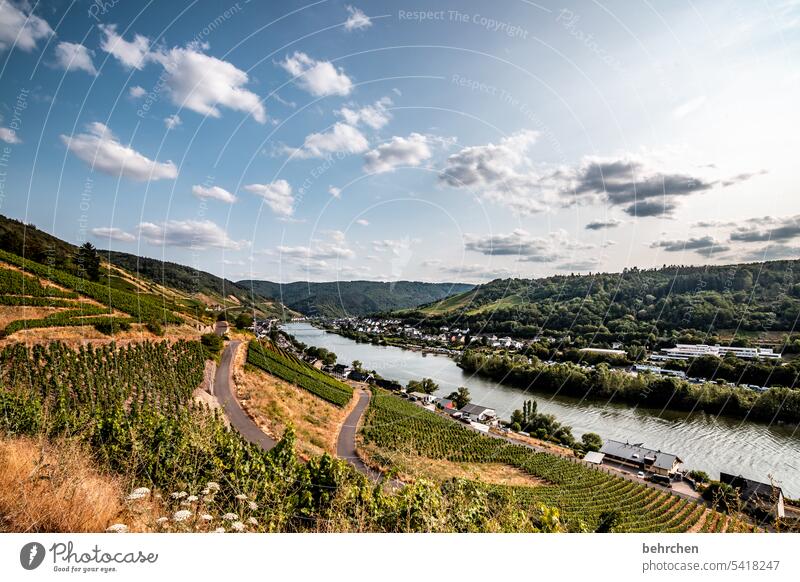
<box><xmin>0</xmin><ymin>306</ymin><xmax>68</xmax><ymax>329</ymax></box>
<box><xmin>0</xmin><ymin>323</ymin><xmax>203</xmax><ymax>348</ymax></box>
<box><xmin>0</xmin><ymin>436</ymin><xmax>124</xmax><ymax>533</ymax></box>
<box><xmin>361</xmin><ymin>444</ymin><xmax>544</xmax><ymax>487</ymax></box>
<box><xmin>233</xmin><ymin>343</ymin><xmax>352</xmax><ymax>459</ymax></box>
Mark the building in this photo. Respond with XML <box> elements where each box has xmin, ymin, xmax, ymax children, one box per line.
<box><xmin>435</xmin><ymin>398</ymin><xmax>455</xmax><ymax>410</ymax></box>
<box><xmin>458</xmin><ymin>403</ymin><xmax>497</xmax><ymax>423</ymax></box>
<box><xmin>651</xmin><ymin>343</ymin><xmax>781</xmax><ymax>362</ymax></box>
<box><xmin>579</xmin><ymin>347</ymin><xmax>627</xmax><ymax>357</ymax></box>
<box><xmin>599</xmin><ymin>440</ymin><xmax>683</xmax><ymax>477</ymax></box>
<box><xmin>408</xmin><ymin>392</ymin><xmax>436</xmax><ymax>405</ymax></box>
<box><xmin>374</xmin><ymin>378</ymin><xmax>403</xmax><ymax>391</ymax></box>
<box><xmin>584</xmin><ymin>451</ymin><xmax>605</xmax><ymax>465</ymax></box>
<box><xmin>348</xmin><ymin>370</ymin><xmax>373</xmax><ymax>383</ymax></box>
<box><xmin>633</xmin><ymin>364</ymin><xmax>686</xmax><ymax>379</ymax></box>
<box><xmin>719</xmin><ymin>473</ymin><xmax>785</xmax><ymax>519</ymax></box>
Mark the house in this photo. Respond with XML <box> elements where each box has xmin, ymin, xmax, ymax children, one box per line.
<box><xmin>408</xmin><ymin>392</ymin><xmax>436</xmax><ymax>405</ymax></box>
<box><xmin>584</xmin><ymin>451</ymin><xmax>605</xmax><ymax>465</ymax></box>
<box><xmin>719</xmin><ymin>473</ymin><xmax>785</xmax><ymax>519</ymax></box>
<box><xmin>435</xmin><ymin>398</ymin><xmax>455</xmax><ymax>410</ymax></box>
<box><xmin>650</xmin><ymin>343</ymin><xmax>782</xmax><ymax>362</ymax></box>
<box><xmin>374</xmin><ymin>378</ymin><xmax>403</xmax><ymax>391</ymax></box>
<box><xmin>599</xmin><ymin>440</ymin><xmax>683</xmax><ymax>477</ymax></box>
<box><xmin>348</xmin><ymin>370</ymin><xmax>373</xmax><ymax>383</ymax></box>
<box><xmin>458</xmin><ymin>403</ymin><xmax>497</xmax><ymax>423</ymax></box>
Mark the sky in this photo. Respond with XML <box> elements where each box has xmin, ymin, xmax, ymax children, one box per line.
<box><xmin>0</xmin><ymin>0</ymin><xmax>798</xmax><ymax>284</ymax></box>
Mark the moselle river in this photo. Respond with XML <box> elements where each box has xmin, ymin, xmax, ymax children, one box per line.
<box><xmin>283</xmin><ymin>322</ymin><xmax>800</xmax><ymax>497</ymax></box>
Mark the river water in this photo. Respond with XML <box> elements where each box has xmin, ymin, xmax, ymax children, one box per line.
<box><xmin>283</xmin><ymin>322</ymin><xmax>800</xmax><ymax>497</ymax></box>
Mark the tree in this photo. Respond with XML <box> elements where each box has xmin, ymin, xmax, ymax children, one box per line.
<box><xmin>407</xmin><ymin>377</ymin><xmax>438</xmax><ymax>394</ymax></box>
<box><xmin>235</xmin><ymin>312</ymin><xmax>253</xmax><ymax>329</ymax></box>
<box><xmin>702</xmin><ymin>481</ymin><xmax>740</xmax><ymax>513</ymax></box>
<box><xmin>446</xmin><ymin>386</ymin><xmax>471</xmax><ymax>409</ymax></box>
<box><xmin>352</xmin><ymin>360</ymin><xmax>363</xmax><ymax>373</ymax></box>
<box><xmin>75</xmin><ymin>242</ymin><xmax>101</xmax><ymax>281</ymax></box>
<box><xmin>201</xmin><ymin>333</ymin><xmax>223</xmax><ymax>354</ymax></box>
<box><xmin>581</xmin><ymin>432</ymin><xmax>603</xmax><ymax>452</ymax></box>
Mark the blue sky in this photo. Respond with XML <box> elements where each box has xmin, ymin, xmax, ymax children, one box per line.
<box><xmin>0</xmin><ymin>0</ymin><xmax>798</xmax><ymax>283</ymax></box>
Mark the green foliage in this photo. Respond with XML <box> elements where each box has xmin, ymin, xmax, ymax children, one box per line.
<box><xmin>247</xmin><ymin>340</ymin><xmax>352</xmax><ymax>407</ymax></box>
<box><xmin>689</xmin><ymin>470</ymin><xmax>710</xmax><ymax>483</ymax></box>
<box><xmin>0</xmin><ymin>267</ymin><xmax>78</xmax><ymax>298</ymax></box>
<box><xmin>361</xmin><ymin>390</ymin><xmax>714</xmax><ymax>532</ymax></box>
<box><xmin>240</xmin><ymin>279</ymin><xmax>474</xmax><ymax>317</ymax></box>
<box><xmin>75</xmin><ymin>242</ymin><xmax>101</xmax><ymax>282</ymax></box>
<box><xmin>306</xmin><ymin>345</ymin><xmax>337</xmax><ymax>365</ymax></box>
<box><xmin>234</xmin><ymin>312</ymin><xmax>253</xmax><ymax>329</ymax></box>
<box><xmin>703</xmin><ymin>481</ymin><xmax>740</xmax><ymax>513</ymax></box>
<box><xmin>581</xmin><ymin>432</ymin><xmax>603</xmax><ymax>452</ymax></box>
<box><xmin>93</xmin><ymin>319</ymin><xmax>132</xmax><ymax>335</ymax></box>
<box><xmin>407</xmin><ymin>378</ymin><xmax>438</xmax><ymax>394</ymax></box>
<box><xmin>446</xmin><ymin>386</ymin><xmax>471</xmax><ymax>409</ymax></box>
<box><xmin>145</xmin><ymin>320</ymin><xmax>164</xmax><ymax>336</ymax></box>
<box><xmin>200</xmin><ymin>333</ymin><xmax>223</xmax><ymax>354</ymax></box>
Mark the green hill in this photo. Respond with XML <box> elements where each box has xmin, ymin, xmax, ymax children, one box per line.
<box><xmin>238</xmin><ymin>279</ymin><xmax>474</xmax><ymax>317</ymax></box>
<box><xmin>401</xmin><ymin>261</ymin><xmax>800</xmax><ymax>344</ymax></box>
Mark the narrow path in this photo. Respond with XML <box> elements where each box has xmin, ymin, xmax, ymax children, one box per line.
<box><xmin>215</xmin><ymin>341</ymin><xmax>276</xmax><ymax>452</ymax></box>
<box><xmin>336</xmin><ymin>388</ymin><xmax>382</xmax><ymax>482</ymax></box>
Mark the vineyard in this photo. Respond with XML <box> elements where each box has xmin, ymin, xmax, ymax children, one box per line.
<box><xmin>0</xmin><ymin>248</ymin><xmax>183</xmax><ymax>337</ymax></box>
<box><xmin>247</xmin><ymin>339</ymin><xmax>353</xmax><ymax>407</ymax></box>
<box><xmin>360</xmin><ymin>391</ymin><xmax>750</xmax><ymax>532</ymax></box>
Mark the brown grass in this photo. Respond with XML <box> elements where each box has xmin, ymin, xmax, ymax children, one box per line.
<box><xmin>0</xmin><ymin>436</ymin><xmax>124</xmax><ymax>533</ymax></box>
<box><xmin>360</xmin><ymin>444</ymin><xmax>544</xmax><ymax>487</ymax></box>
<box><xmin>0</xmin><ymin>323</ymin><xmax>203</xmax><ymax>348</ymax></box>
<box><xmin>0</xmin><ymin>306</ymin><xmax>68</xmax><ymax>329</ymax></box>
<box><xmin>233</xmin><ymin>343</ymin><xmax>352</xmax><ymax>459</ymax></box>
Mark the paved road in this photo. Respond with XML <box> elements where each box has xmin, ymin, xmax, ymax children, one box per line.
<box><xmin>214</xmin><ymin>341</ymin><xmax>277</xmax><ymax>451</ymax></box>
<box><xmin>337</xmin><ymin>388</ymin><xmax>382</xmax><ymax>482</ymax></box>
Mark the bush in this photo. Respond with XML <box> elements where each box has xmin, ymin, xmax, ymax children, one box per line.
<box><xmin>201</xmin><ymin>333</ymin><xmax>223</xmax><ymax>354</ymax></box>
<box><xmin>145</xmin><ymin>321</ymin><xmax>164</xmax><ymax>336</ymax></box>
<box><xmin>93</xmin><ymin>320</ymin><xmax>131</xmax><ymax>335</ymax></box>
<box><xmin>688</xmin><ymin>470</ymin><xmax>710</xmax><ymax>483</ymax></box>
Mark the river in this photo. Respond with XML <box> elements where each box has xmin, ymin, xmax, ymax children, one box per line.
<box><xmin>283</xmin><ymin>322</ymin><xmax>800</xmax><ymax>496</ymax></box>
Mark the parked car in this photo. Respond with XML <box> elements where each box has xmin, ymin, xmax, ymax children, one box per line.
<box><xmin>637</xmin><ymin>471</ymin><xmax>645</xmax><ymax>478</ymax></box>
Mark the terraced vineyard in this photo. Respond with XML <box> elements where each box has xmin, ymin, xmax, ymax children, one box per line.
<box><xmin>361</xmin><ymin>391</ymin><xmax>750</xmax><ymax>532</ymax></box>
<box><xmin>247</xmin><ymin>339</ymin><xmax>353</xmax><ymax>406</ymax></box>
<box><xmin>0</xmin><ymin>248</ymin><xmax>183</xmax><ymax>336</ymax></box>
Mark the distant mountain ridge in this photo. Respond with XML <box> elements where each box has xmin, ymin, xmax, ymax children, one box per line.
<box><xmin>238</xmin><ymin>279</ymin><xmax>474</xmax><ymax>317</ymax></box>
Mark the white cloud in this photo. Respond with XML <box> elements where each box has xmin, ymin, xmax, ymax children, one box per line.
<box><xmin>151</xmin><ymin>45</ymin><xmax>266</xmax><ymax>123</ymax></box>
<box><xmin>337</xmin><ymin>97</ymin><xmax>392</xmax><ymax>129</ymax></box>
<box><xmin>54</xmin><ymin>42</ymin><xmax>97</xmax><ymax>75</ymax></box>
<box><xmin>277</xmin><ymin>231</ymin><xmax>355</xmax><ymax>269</ymax></box>
<box><xmin>439</xmin><ymin>130</ymin><xmax>546</xmax><ymax>214</ymax></box>
<box><xmin>344</xmin><ymin>5</ymin><xmax>372</xmax><ymax>31</ymax></box>
<box><xmin>91</xmin><ymin>227</ymin><xmax>135</xmax><ymax>242</ymax></box>
<box><xmin>99</xmin><ymin>24</ymin><xmax>150</xmax><ymax>70</ymax></box>
<box><xmin>363</xmin><ymin>133</ymin><xmax>432</xmax><ymax>174</ymax></box>
<box><xmin>192</xmin><ymin>184</ymin><xmax>237</xmax><ymax>204</ymax></box>
<box><xmin>280</xmin><ymin>51</ymin><xmax>353</xmax><ymax>97</ymax></box>
<box><xmin>289</xmin><ymin>122</ymin><xmax>368</xmax><ymax>158</ymax></box>
<box><xmin>128</xmin><ymin>85</ymin><xmax>146</xmax><ymax>98</ymax></box>
<box><xmin>164</xmin><ymin>114</ymin><xmax>181</xmax><ymax>130</ymax></box>
<box><xmin>356</xmin><ymin>218</ymin><xmax>369</xmax><ymax>226</ymax></box>
<box><xmin>0</xmin><ymin>1</ymin><xmax>53</xmax><ymax>52</ymax></box>
<box><xmin>0</xmin><ymin>126</ymin><xmax>20</xmax><ymax>144</ymax></box>
<box><xmin>61</xmin><ymin>122</ymin><xmax>178</xmax><ymax>181</ymax></box>
<box><xmin>138</xmin><ymin>219</ymin><xmax>247</xmax><ymax>250</ymax></box>
<box><xmin>328</xmin><ymin>186</ymin><xmax>341</xmax><ymax>198</ymax></box>
<box><xmin>244</xmin><ymin>180</ymin><xmax>294</xmax><ymax>216</ymax></box>
<box><xmin>464</xmin><ymin>228</ymin><xmax>593</xmax><ymax>263</ymax></box>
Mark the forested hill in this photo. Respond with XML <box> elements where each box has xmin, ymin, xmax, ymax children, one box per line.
<box><xmin>401</xmin><ymin>261</ymin><xmax>800</xmax><ymax>343</ymax></box>
<box><xmin>238</xmin><ymin>279</ymin><xmax>474</xmax><ymax>317</ymax></box>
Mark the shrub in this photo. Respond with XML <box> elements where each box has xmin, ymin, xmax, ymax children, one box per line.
<box><xmin>94</xmin><ymin>320</ymin><xmax>132</xmax><ymax>335</ymax></box>
<box><xmin>145</xmin><ymin>321</ymin><xmax>164</xmax><ymax>336</ymax></box>
<box><xmin>201</xmin><ymin>333</ymin><xmax>223</xmax><ymax>354</ymax></box>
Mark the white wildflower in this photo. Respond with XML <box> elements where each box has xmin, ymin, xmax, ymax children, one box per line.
<box><xmin>186</xmin><ymin>495</ymin><xmax>198</xmax><ymax>503</ymax></box>
<box><xmin>106</xmin><ymin>523</ymin><xmax>128</xmax><ymax>533</ymax></box>
<box><xmin>231</xmin><ymin>521</ymin><xmax>245</xmax><ymax>532</ymax></box>
<box><xmin>200</xmin><ymin>514</ymin><xmax>213</xmax><ymax>521</ymax></box>
<box><xmin>201</xmin><ymin>488</ymin><xmax>210</xmax><ymax>495</ymax></box>
<box><xmin>235</xmin><ymin>494</ymin><xmax>248</xmax><ymax>500</ymax></box>
<box><xmin>247</xmin><ymin>517</ymin><xmax>258</xmax><ymax>526</ymax></box>
<box><xmin>156</xmin><ymin>517</ymin><xmax>169</xmax><ymax>525</ymax></box>
<box><xmin>247</xmin><ymin>501</ymin><xmax>258</xmax><ymax>511</ymax></box>
<box><xmin>214</xmin><ymin>527</ymin><xmax>225</xmax><ymax>533</ymax></box>
<box><xmin>222</xmin><ymin>512</ymin><xmax>238</xmax><ymax>521</ymax></box>
<box><xmin>206</xmin><ymin>482</ymin><xmax>220</xmax><ymax>491</ymax></box>
<box><xmin>171</xmin><ymin>491</ymin><xmax>187</xmax><ymax>499</ymax></box>
<box><xmin>126</xmin><ymin>486</ymin><xmax>151</xmax><ymax>501</ymax></box>
<box><xmin>173</xmin><ymin>509</ymin><xmax>192</xmax><ymax>522</ymax></box>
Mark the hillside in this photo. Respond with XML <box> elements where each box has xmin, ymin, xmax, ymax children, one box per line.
<box><xmin>0</xmin><ymin>214</ymin><xmax>292</xmax><ymax>323</ymax></box>
<box><xmin>400</xmin><ymin>261</ymin><xmax>800</xmax><ymax>344</ymax></box>
<box><xmin>238</xmin><ymin>279</ymin><xmax>474</xmax><ymax>317</ymax></box>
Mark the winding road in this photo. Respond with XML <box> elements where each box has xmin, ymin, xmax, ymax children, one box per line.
<box><xmin>214</xmin><ymin>341</ymin><xmax>277</xmax><ymax>451</ymax></box>
<box><xmin>336</xmin><ymin>388</ymin><xmax>382</xmax><ymax>482</ymax></box>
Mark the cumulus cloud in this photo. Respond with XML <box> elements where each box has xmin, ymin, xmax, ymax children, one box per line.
<box><xmin>277</xmin><ymin>231</ymin><xmax>355</xmax><ymax>273</ymax></box>
<box><xmin>363</xmin><ymin>133</ymin><xmax>433</xmax><ymax>173</ymax></box>
<box><xmin>244</xmin><ymin>180</ymin><xmax>294</xmax><ymax>216</ymax></box>
<box><xmin>99</xmin><ymin>24</ymin><xmax>150</xmax><ymax>70</ymax></box>
<box><xmin>61</xmin><ymin>122</ymin><xmax>178</xmax><ymax>181</ymax></box>
<box><xmin>650</xmin><ymin>235</ymin><xmax>730</xmax><ymax>256</ymax></box>
<box><xmin>739</xmin><ymin>243</ymin><xmax>800</xmax><ymax>262</ymax></box>
<box><xmin>0</xmin><ymin>1</ymin><xmax>53</xmax><ymax>52</ymax></box>
<box><xmin>0</xmin><ymin>126</ymin><xmax>20</xmax><ymax>144</ymax></box>
<box><xmin>356</xmin><ymin>218</ymin><xmax>369</xmax><ymax>226</ymax></box>
<box><xmin>556</xmin><ymin>259</ymin><xmax>602</xmax><ymax>272</ymax></box>
<box><xmin>91</xmin><ymin>227</ymin><xmax>135</xmax><ymax>242</ymax></box>
<box><xmin>128</xmin><ymin>85</ymin><xmax>146</xmax><ymax>98</ymax></box>
<box><xmin>164</xmin><ymin>114</ymin><xmax>181</xmax><ymax>130</ymax></box>
<box><xmin>280</xmin><ymin>52</ymin><xmax>353</xmax><ymax>97</ymax></box>
<box><xmin>338</xmin><ymin>97</ymin><xmax>392</xmax><ymax>129</ymax></box>
<box><xmin>585</xmin><ymin>218</ymin><xmax>622</xmax><ymax>230</ymax></box>
<box><xmin>439</xmin><ymin>130</ymin><xmax>548</xmax><ymax>214</ymax></box>
<box><xmin>288</xmin><ymin>122</ymin><xmax>368</xmax><ymax>158</ymax></box>
<box><xmin>730</xmin><ymin>214</ymin><xmax>800</xmax><ymax>243</ymax></box>
<box><xmin>344</xmin><ymin>5</ymin><xmax>372</xmax><ymax>31</ymax></box>
<box><xmin>464</xmin><ymin>228</ymin><xmax>591</xmax><ymax>263</ymax></box>
<box><xmin>151</xmin><ymin>44</ymin><xmax>266</xmax><ymax>123</ymax></box>
<box><xmin>138</xmin><ymin>219</ymin><xmax>247</xmax><ymax>250</ymax></box>
<box><xmin>54</xmin><ymin>42</ymin><xmax>97</xmax><ymax>75</ymax></box>
<box><xmin>328</xmin><ymin>186</ymin><xmax>341</xmax><ymax>198</ymax></box>
<box><xmin>192</xmin><ymin>184</ymin><xmax>237</xmax><ymax>204</ymax></box>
